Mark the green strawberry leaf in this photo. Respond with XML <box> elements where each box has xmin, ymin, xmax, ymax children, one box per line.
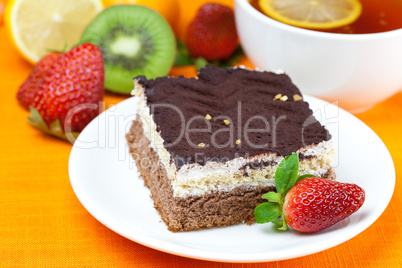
<box><xmin>175</xmin><ymin>53</ymin><xmax>194</xmax><ymax>66</ymax></box>
<box><xmin>28</xmin><ymin>107</ymin><xmax>80</xmax><ymax>142</ymax></box>
<box><xmin>174</xmin><ymin>41</ymin><xmax>245</xmax><ymax>69</ymax></box>
<box><xmin>262</xmin><ymin>192</ymin><xmax>282</xmax><ymax>204</ymax></box>
<box><xmin>255</xmin><ymin>202</ymin><xmax>282</xmax><ymax>224</ymax></box>
<box><xmin>46</xmin><ymin>43</ymin><xmax>69</xmax><ymax>54</ymax></box>
<box><xmin>275</xmin><ymin>153</ymin><xmax>299</xmax><ymax>196</ymax></box>
<box><xmin>209</xmin><ymin>46</ymin><xmax>245</xmax><ymax>68</ymax></box>
<box><xmin>221</xmin><ymin>45</ymin><xmax>245</xmax><ymax>67</ymax></box>
<box><xmin>278</xmin><ymin>217</ymin><xmax>288</xmax><ymax>231</ymax></box>
<box><xmin>28</xmin><ymin>106</ymin><xmax>49</xmax><ymax>131</ymax></box>
<box><xmin>50</xmin><ymin>119</ymin><xmax>64</xmax><ymax>137</ymax></box>
<box><xmin>297</xmin><ymin>174</ymin><xmax>316</xmax><ymax>182</ymax></box>
<box><xmin>174</xmin><ymin>41</ymin><xmax>194</xmax><ymax>66</ymax></box>
<box><xmin>194</xmin><ymin>57</ymin><xmax>209</xmax><ymax>70</ymax></box>
<box><xmin>271</xmin><ymin>216</ymin><xmax>284</xmax><ymax>226</ymax></box>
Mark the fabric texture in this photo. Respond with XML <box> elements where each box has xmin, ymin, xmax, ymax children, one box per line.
<box><xmin>1</xmin><ymin>0</ymin><xmax>401</xmax><ymax>267</ymax></box>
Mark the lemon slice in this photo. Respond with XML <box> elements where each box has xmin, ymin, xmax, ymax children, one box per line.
<box><xmin>5</xmin><ymin>0</ymin><xmax>103</xmax><ymax>63</ymax></box>
<box><xmin>259</xmin><ymin>0</ymin><xmax>362</xmax><ymax>30</ymax></box>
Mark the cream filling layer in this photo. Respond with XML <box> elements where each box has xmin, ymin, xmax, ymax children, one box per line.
<box><xmin>132</xmin><ymin>81</ymin><xmax>335</xmax><ymax>197</ymax></box>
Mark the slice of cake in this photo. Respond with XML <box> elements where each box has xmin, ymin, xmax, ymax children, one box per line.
<box><xmin>126</xmin><ymin>66</ymin><xmax>335</xmax><ymax>232</ymax></box>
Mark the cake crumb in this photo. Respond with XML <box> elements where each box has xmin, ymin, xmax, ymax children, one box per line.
<box><xmin>236</xmin><ymin>139</ymin><xmax>241</xmax><ymax>145</ymax></box>
<box><xmin>280</xmin><ymin>95</ymin><xmax>288</xmax><ymax>102</ymax></box>
<box><xmin>205</xmin><ymin>114</ymin><xmax>212</xmax><ymax>120</ymax></box>
<box><xmin>274</xmin><ymin>94</ymin><xmax>282</xmax><ymax>100</ymax></box>
<box><xmin>198</xmin><ymin>143</ymin><xmax>205</xmax><ymax>148</ymax></box>
<box><xmin>223</xmin><ymin>119</ymin><xmax>230</xmax><ymax>125</ymax></box>
<box><xmin>293</xmin><ymin>94</ymin><xmax>302</xmax><ymax>101</ymax></box>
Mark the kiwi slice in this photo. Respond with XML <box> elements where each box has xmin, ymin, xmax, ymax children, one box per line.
<box><xmin>80</xmin><ymin>5</ymin><xmax>176</xmax><ymax>94</ymax></box>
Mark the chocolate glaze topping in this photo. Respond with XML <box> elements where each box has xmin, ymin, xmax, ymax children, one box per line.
<box><xmin>136</xmin><ymin>66</ymin><xmax>331</xmax><ymax>169</ymax></box>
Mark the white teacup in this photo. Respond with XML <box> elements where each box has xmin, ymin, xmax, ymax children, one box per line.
<box><xmin>235</xmin><ymin>0</ymin><xmax>402</xmax><ymax>113</ymax></box>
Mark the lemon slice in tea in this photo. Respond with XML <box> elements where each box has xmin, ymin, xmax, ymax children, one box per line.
<box><xmin>259</xmin><ymin>0</ymin><xmax>362</xmax><ymax>30</ymax></box>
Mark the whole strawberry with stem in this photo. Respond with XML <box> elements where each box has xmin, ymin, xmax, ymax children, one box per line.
<box><xmin>27</xmin><ymin>43</ymin><xmax>104</xmax><ymax>140</ymax></box>
<box><xmin>254</xmin><ymin>154</ymin><xmax>365</xmax><ymax>233</ymax></box>
<box><xmin>17</xmin><ymin>52</ymin><xmax>63</xmax><ymax>110</ymax></box>
<box><xmin>186</xmin><ymin>3</ymin><xmax>238</xmax><ymax>61</ymax></box>
<box><xmin>283</xmin><ymin>177</ymin><xmax>365</xmax><ymax>232</ymax></box>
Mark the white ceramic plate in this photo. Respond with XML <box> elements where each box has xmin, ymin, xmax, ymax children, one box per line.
<box><xmin>68</xmin><ymin>96</ymin><xmax>395</xmax><ymax>263</ymax></box>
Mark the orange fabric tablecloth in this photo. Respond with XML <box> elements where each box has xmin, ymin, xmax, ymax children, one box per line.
<box><xmin>1</xmin><ymin>0</ymin><xmax>401</xmax><ymax>267</ymax></box>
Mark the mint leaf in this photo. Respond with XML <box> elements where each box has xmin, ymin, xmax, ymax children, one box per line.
<box><xmin>297</xmin><ymin>174</ymin><xmax>316</xmax><ymax>182</ymax></box>
<box><xmin>275</xmin><ymin>153</ymin><xmax>299</xmax><ymax>196</ymax></box>
<box><xmin>262</xmin><ymin>192</ymin><xmax>282</xmax><ymax>203</ymax></box>
<box><xmin>254</xmin><ymin>202</ymin><xmax>282</xmax><ymax>224</ymax></box>
<box><xmin>254</xmin><ymin>153</ymin><xmax>304</xmax><ymax>231</ymax></box>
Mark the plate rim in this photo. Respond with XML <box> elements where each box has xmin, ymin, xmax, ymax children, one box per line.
<box><xmin>68</xmin><ymin>95</ymin><xmax>395</xmax><ymax>263</ymax></box>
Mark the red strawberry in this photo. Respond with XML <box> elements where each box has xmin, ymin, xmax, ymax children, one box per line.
<box><xmin>283</xmin><ymin>177</ymin><xmax>365</xmax><ymax>233</ymax></box>
<box><xmin>186</xmin><ymin>3</ymin><xmax>238</xmax><ymax>61</ymax></box>
<box><xmin>17</xmin><ymin>53</ymin><xmax>63</xmax><ymax>110</ymax></box>
<box><xmin>28</xmin><ymin>43</ymin><xmax>104</xmax><ymax>140</ymax></box>
<box><xmin>254</xmin><ymin>153</ymin><xmax>365</xmax><ymax>233</ymax></box>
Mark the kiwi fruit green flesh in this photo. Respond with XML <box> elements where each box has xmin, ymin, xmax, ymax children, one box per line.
<box><xmin>80</xmin><ymin>5</ymin><xmax>176</xmax><ymax>94</ymax></box>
